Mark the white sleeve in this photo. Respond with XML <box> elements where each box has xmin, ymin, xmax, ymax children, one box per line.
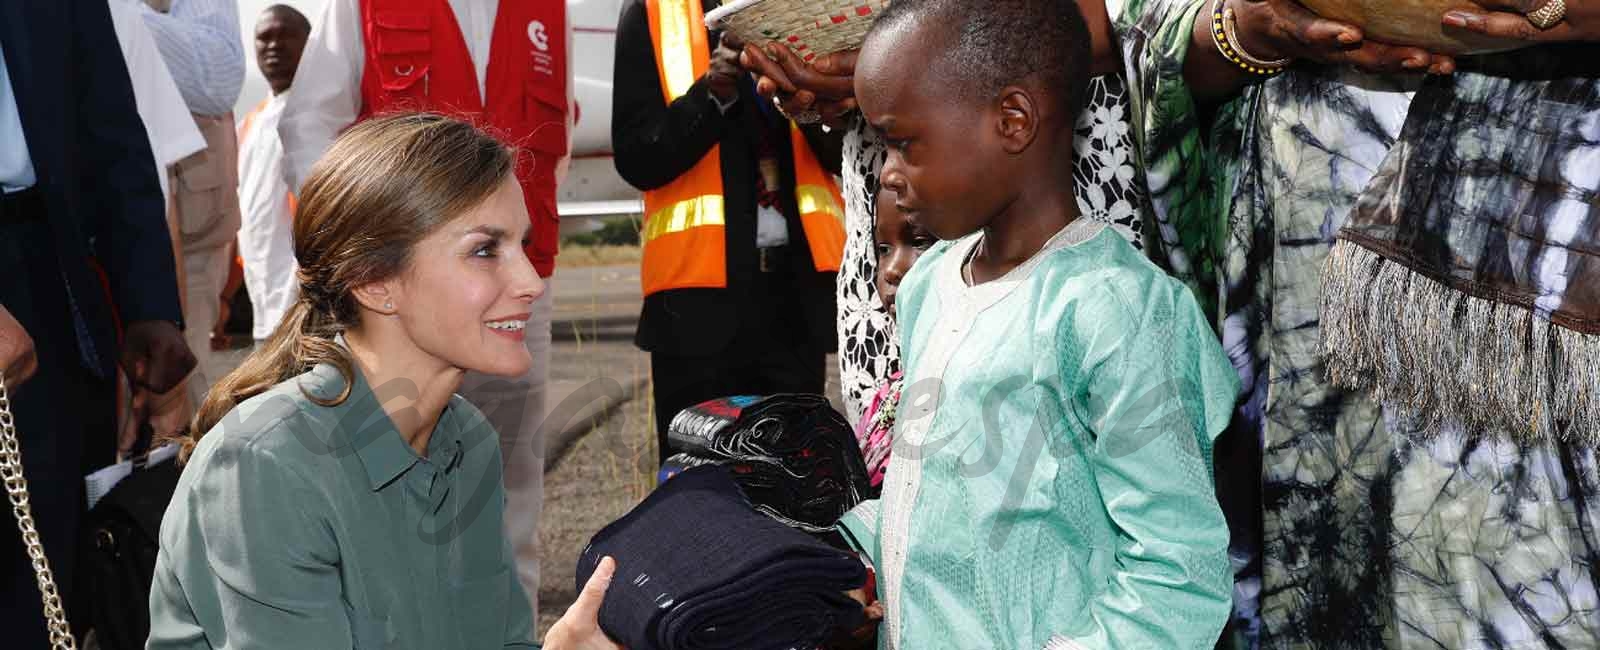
<box><xmin>555</xmin><ymin>13</ymin><xmax>574</xmax><ymax>187</ymax></box>
<box><xmin>137</xmin><ymin>0</ymin><xmax>244</xmax><ymax>116</ymax></box>
<box><xmin>109</xmin><ymin>0</ymin><xmax>205</xmax><ymax>167</ymax></box>
<box><xmin>278</xmin><ymin>0</ymin><xmax>365</xmax><ymax>191</ymax></box>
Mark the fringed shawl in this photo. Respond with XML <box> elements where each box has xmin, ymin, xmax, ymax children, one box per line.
<box><xmin>1321</xmin><ymin>45</ymin><xmax>1600</xmax><ymax>444</ymax></box>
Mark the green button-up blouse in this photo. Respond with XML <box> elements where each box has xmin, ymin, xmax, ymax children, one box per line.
<box><xmin>147</xmin><ymin>362</ymin><xmax>535</xmax><ymax>649</ymax></box>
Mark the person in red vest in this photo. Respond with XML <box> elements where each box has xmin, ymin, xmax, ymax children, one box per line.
<box><xmin>277</xmin><ymin>0</ymin><xmax>572</xmax><ymax>620</ymax></box>
<box><xmin>613</xmin><ymin>0</ymin><xmax>846</xmax><ymax>466</ymax></box>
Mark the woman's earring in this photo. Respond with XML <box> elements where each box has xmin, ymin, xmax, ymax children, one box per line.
<box><xmin>384</xmin><ymin>301</ymin><xmax>393</xmax><ymax>311</ymax></box>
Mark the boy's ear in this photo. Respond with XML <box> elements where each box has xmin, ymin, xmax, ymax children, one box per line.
<box><xmin>995</xmin><ymin>86</ymin><xmax>1037</xmax><ymax>155</ymax></box>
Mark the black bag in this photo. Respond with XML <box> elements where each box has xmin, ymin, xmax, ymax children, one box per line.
<box><xmin>72</xmin><ymin>456</ymin><xmax>181</xmax><ymax>650</ymax></box>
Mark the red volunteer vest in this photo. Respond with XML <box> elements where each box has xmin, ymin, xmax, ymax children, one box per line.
<box><xmin>357</xmin><ymin>0</ymin><xmax>568</xmax><ymax>277</ymax></box>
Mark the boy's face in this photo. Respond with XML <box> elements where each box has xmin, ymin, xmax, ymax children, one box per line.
<box><xmin>873</xmin><ymin>192</ymin><xmax>935</xmax><ymax>320</ymax></box>
<box><xmin>856</xmin><ymin>25</ymin><xmax>1015</xmax><ymax>242</ymax></box>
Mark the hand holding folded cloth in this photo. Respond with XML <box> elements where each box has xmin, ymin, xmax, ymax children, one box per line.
<box><xmin>577</xmin><ymin>466</ymin><xmax>868</xmax><ymax>650</ymax></box>
<box><xmin>545</xmin><ymin>557</ymin><xmax>626</xmax><ymax>650</ymax></box>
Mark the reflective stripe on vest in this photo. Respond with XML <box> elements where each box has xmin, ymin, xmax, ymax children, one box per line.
<box><xmin>641</xmin><ymin>0</ymin><xmax>846</xmax><ymax>297</ymax></box>
<box><xmin>791</xmin><ymin>125</ymin><xmax>845</xmax><ymax>273</ymax></box>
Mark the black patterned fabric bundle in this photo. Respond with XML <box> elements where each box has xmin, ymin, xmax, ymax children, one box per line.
<box><xmin>659</xmin><ymin>394</ymin><xmax>873</xmax><ymax>533</ymax></box>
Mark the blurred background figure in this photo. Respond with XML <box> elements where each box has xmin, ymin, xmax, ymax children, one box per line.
<box><xmin>108</xmin><ymin>0</ymin><xmax>208</xmax><ymax>224</ymax></box>
<box><xmin>234</xmin><ymin>4</ymin><xmax>308</xmax><ymax>348</ymax></box>
<box><xmin>0</xmin><ymin>1</ymin><xmax>195</xmax><ymax>647</ymax></box>
<box><xmin>108</xmin><ymin>0</ymin><xmax>209</xmax><ymax>454</ymax></box>
<box><xmin>278</xmin><ymin>0</ymin><xmax>574</xmax><ymax>620</ymax></box>
<box><xmin>134</xmin><ymin>0</ymin><xmax>246</xmax><ymax>435</ymax></box>
<box><xmin>612</xmin><ymin>0</ymin><xmax>844</xmax><ymax>466</ymax></box>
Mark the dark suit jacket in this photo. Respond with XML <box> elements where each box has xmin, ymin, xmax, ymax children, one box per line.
<box><xmin>613</xmin><ymin>0</ymin><xmax>842</xmax><ymax>358</ymax></box>
<box><xmin>0</xmin><ymin>0</ymin><xmax>183</xmax><ymax>377</ymax></box>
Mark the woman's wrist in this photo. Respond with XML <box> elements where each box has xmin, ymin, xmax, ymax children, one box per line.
<box><xmin>1225</xmin><ymin>0</ymin><xmax>1295</xmax><ymax>64</ymax></box>
<box><xmin>1207</xmin><ymin>0</ymin><xmax>1290</xmax><ymax>75</ymax></box>
<box><xmin>1185</xmin><ymin>0</ymin><xmax>1273</xmax><ymax>101</ymax></box>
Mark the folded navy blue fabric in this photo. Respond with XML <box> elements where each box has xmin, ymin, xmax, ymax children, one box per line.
<box><xmin>664</xmin><ymin>395</ymin><xmax>872</xmax><ymax>533</ymax></box>
<box><xmin>577</xmin><ymin>466</ymin><xmax>866</xmax><ymax>650</ymax></box>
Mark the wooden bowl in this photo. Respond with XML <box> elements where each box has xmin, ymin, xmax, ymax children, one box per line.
<box><xmin>1295</xmin><ymin>0</ymin><xmax>1527</xmax><ymax>54</ymax></box>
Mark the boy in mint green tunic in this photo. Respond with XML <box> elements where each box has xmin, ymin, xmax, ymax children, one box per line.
<box><xmin>836</xmin><ymin>1</ymin><xmax>1238</xmax><ymax>647</ymax></box>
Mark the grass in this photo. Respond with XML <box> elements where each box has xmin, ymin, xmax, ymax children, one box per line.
<box><xmin>557</xmin><ymin>215</ymin><xmax>643</xmax><ymax>268</ymax></box>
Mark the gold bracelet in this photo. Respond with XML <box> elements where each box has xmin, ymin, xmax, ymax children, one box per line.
<box><xmin>1210</xmin><ymin>0</ymin><xmax>1289</xmax><ymax>76</ymax></box>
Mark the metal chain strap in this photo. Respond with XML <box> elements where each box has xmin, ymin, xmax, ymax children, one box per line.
<box><xmin>0</xmin><ymin>374</ymin><xmax>78</xmax><ymax>649</ymax></box>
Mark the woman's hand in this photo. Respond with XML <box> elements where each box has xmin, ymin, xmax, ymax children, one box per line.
<box><xmin>1239</xmin><ymin>0</ymin><xmax>1458</xmax><ymax>74</ymax></box>
<box><xmin>1187</xmin><ymin>0</ymin><xmax>1458</xmax><ymax>102</ymax></box>
<box><xmin>543</xmin><ymin>557</ymin><xmax>626</xmax><ymax>650</ymax></box>
<box><xmin>739</xmin><ymin>43</ymin><xmax>860</xmax><ymax>128</ymax></box>
<box><xmin>1442</xmin><ymin>0</ymin><xmax>1600</xmax><ymax>42</ymax></box>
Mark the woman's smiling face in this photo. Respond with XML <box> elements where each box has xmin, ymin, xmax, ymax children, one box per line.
<box><xmin>387</xmin><ymin>175</ymin><xmax>545</xmax><ymax>378</ymax></box>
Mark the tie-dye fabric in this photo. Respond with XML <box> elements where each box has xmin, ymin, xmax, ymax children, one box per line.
<box><xmin>1218</xmin><ymin>60</ymin><xmax>1600</xmax><ymax>650</ymax></box>
<box><xmin>1322</xmin><ymin>46</ymin><xmax>1600</xmax><ymax>446</ymax></box>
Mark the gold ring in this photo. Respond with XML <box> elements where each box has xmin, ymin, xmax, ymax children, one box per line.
<box><xmin>1527</xmin><ymin>0</ymin><xmax>1567</xmax><ymax>29</ymax></box>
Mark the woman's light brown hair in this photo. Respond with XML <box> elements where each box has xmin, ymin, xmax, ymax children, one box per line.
<box><xmin>184</xmin><ymin>113</ymin><xmax>514</xmax><ymax>458</ymax></box>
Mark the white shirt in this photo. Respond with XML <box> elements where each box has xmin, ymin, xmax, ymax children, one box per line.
<box><xmin>0</xmin><ymin>48</ymin><xmax>35</xmax><ymax>193</ymax></box>
<box><xmin>108</xmin><ymin>0</ymin><xmax>207</xmax><ymax>205</ymax></box>
<box><xmin>280</xmin><ymin>0</ymin><xmax>574</xmax><ymax>191</ymax></box>
<box><xmin>135</xmin><ymin>0</ymin><xmax>244</xmax><ymax>117</ymax></box>
<box><xmin>709</xmin><ymin>86</ymin><xmax>790</xmax><ymax>248</ymax></box>
<box><xmin>236</xmin><ymin>93</ymin><xmax>298</xmax><ymax>340</ymax></box>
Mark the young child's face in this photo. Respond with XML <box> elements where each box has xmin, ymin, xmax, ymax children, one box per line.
<box><xmin>874</xmin><ymin>190</ymin><xmax>934</xmax><ymax>319</ymax></box>
<box><xmin>855</xmin><ymin>22</ymin><xmax>1018</xmax><ymax>242</ymax></box>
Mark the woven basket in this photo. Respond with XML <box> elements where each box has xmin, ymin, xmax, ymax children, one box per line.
<box><xmin>706</xmin><ymin>0</ymin><xmax>893</xmax><ymax>62</ymax></box>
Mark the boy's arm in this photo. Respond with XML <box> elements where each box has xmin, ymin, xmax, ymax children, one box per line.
<box><xmin>835</xmin><ymin>498</ymin><xmax>882</xmax><ymax>567</ymax></box>
<box><xmin>1055</xmin><ymin>284</ymin><xmax>1236</xmax><ymax>649</ymax></box>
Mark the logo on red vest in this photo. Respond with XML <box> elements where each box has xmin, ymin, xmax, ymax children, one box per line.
<box><xmin>529</xmin><ymin>19</ymin><xmax>556</xmax><ymax>77</ymax></box>
<box><xmin>527</xmin><ymin>20</ymin><xmax>550</xmax><ymax>52</ymax></box>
